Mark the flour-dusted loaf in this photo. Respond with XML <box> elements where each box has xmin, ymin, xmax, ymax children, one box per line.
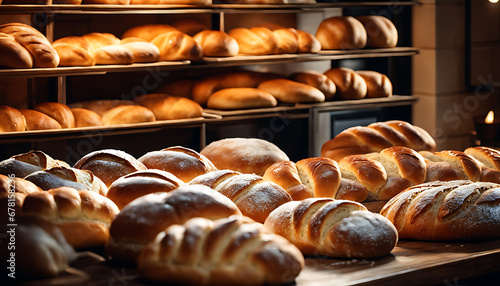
<box><xmin>380</xmin><ymin>180</ymin><xmax>500</xmax><ymax>241</ymax></box>
<box><xmin>264</xmin><ymin>198</ymin><xmax>398</xmax><ymax>258</ymax></box>
<box><xmin>0</xmin><ymin>150</ymin><xmax>69</xmax><ymax>178</ymax></box>
<box><xmin>315</xmin><ymin>16</ymin><xmax>367</xmax><ymax>50</ymax></box>
<box><xmin>138</xmin><ymin>215</ymin><xmax>304</xmax><ymax>285</ymax></box>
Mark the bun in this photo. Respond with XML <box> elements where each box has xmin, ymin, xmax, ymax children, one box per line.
<box><xmin>357</xmin><ymin>15</ymin><xmax>398</xmax><ymax>48</ymax></box>
<box><xmin>193</xmin><ymin>30</ymin><xmax>239</xmax><ymax>57</ymax></box>
<box><xmin>102</xmin><ymin>105</ymin><xmax>156</xmax><ymax>125</ymax></box>
<box><xmin>34</xmin><ymin>102</ymin><xmax>76</xmax><ymax>129</ymax></box>
<box><xmin>106</xmin><ymin>169</ymin><xmax>184</xmax><ymax>209</ymax></box>
<box><xmin>151</xmin><ymin>31</ymin><xmax>203</xmax><ymax>61</ymax></box>
<box><xmin>0</xmin><ymin>150</ymin><xmax>69</xmax><ymax>178</ymax></box>
<box><xmin>264</xmin><ymin>198</ymin><xmax>398</xmax><ymax>258</ymax></box>
<box><xmin>257</xmin><ymin>78</ymin><xmax>325</xmax><ymax>103</ymax></box>
<box><xmin>315</xmin><ymin>16</ymin><xmax>367</xmax><ymax>50</ymax></box>
<box><xmin>138</xmin><ymin>146</ymin><xmax>217</xmax><ymax>183</ymax></box>
<box><xmin>0</xmin><ymin>32</ymin><xmax>33</xmax><ymax>68</ymax></box>
<box><xmin>22</xmin><ymin>187</ymin><xmax>119</xmax><ymax>249</ymax></box>
<box><xmin>122</xmin><ymin>24</ymin><xmax>179</xmax><ymax>42</ymax></box>
<box><xmin>289</xmin><ymin>71</ymin><xmax>336</xmax><ymax>100</ymax></box>
<box><xmin>138</xmin><ymin>215</ymin><xmax>304</xmax><ymax>285</ymax></box>
<box><xmin>73</xmin><ymin>149</ymin><xmax>147</xmax><ymax>187</ymax></box>
<box><xmin>324</xmin><ymin>67</ymin><xmax>367</xmax><ymax>100</ymax></box>
<box><xmin>200</xmin><ymin>138</ymin><xmax>289</xmax><ymax>176</ymax></box>
<box><xmin>356</xmin><ymin>70</ymin><xmax>392</xmax><ymax>98</ymax></box>
<box><xmin>71</xmin><ymin>108</ymin><xmax>103</xmax><ymax>127</ymax></box>
<box><xmin>120</xmin><ymin>41</ymin><xmax>160</xmax><ymax>63</ymax></box>
<box><xmin>228</xmin><ymin>27</ymin><xmax>278</xmax><ymax>55</ymax></box>
<box><xmin>207</xmin><ymin>87</ymin><xmax>278</xmax><ymax>110</ymax></box>
<box><xmin>0</xmin><ymin>105</ymin><xmax>26</xmax><ymax>132</ymax></box>
<box><xmin>19</xmin><ymin>109</ymin><xmax>62</xmax><ymax>131</ymax></box>
<box><xmin>105</xmin><ymin>184</ymin><xmax>241</xmax><ymax>264</ymax></box>
<box><xmin>171</xmin><ymin>18</ymin><xmax>209</xmax><ymax>37</ymax></box>
<box><xmin>296</xmin><ymin>29</ymin><xmax>321</xmax><ymax>53</ymax></box>
<box><xmin>69</xmin><ymin>99</ymin><xmax>137</xmax><ymax>116</ymax></box>
<box><xmin>134</xmin><ymin>93</ymin><xmax>203</xmax><ymax>120</ymax></box>
<box><xmin>380</xmin><ymin>180</ymin><xmax>500</xmax><ymax>240</ymax></box>
<box><xmin>273</xmin><ymin>28</ymin><xmax>299</xmax><ymax>54</ymax></box>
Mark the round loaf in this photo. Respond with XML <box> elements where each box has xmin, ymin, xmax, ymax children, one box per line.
<box><xmin>465</xmin><ymin>146</ymin><xmax>500</xmax><ymax>171</ymax></box>
<box><xmin>171</xmin><ymin>18</ymin><xmax>209</xmax><ymax>37</ymax></box>
<box><xmin>356</xmin><ymin>70</ymin><xmax>392</xmax><ymax>98</ymax></box>
<box><xmin>0</xmin><ymin>150</ymin><xmax>69</xmax><ymax>178</ymax></box>
<box><xmin>121</xmin><ymin>41</ymin><xmax>160</xmax><ymax>63</ymax></box>
<box><xmin>258</xmin><ymin>78</ymin><xmax>325</xmax><ymax>103</ymax></box>
<box><xmin>151</xmin><ymin>31</ymin><xmax>203</xmax><ymax>61</ymax></box>
<box><xmin>138</xmin><ymin>146</ymin><xmax>217</xmax><ymax>183</ymax></box>
<box><xmin>315</xmin><ymin>16</ymin><xmax>367</xmax><ymax>50</ymax></box>
<box><xmin>289</xmin><ymin>71</ymin><xmax>336</xmax><ymax>100</ymax></box>
<box><xmin>69</xmin><ymin>99</ymin><xmax>137</xmax><ymax>117</ymax></box>
<box><xmin>207</xmin><ymin>87</ymin><xmax>278</xmax><ymax>110</ymax></box>
<box><xmin>122</xmin><ymin>24</ymin><xmax>179</xmax><ymax>42</ymax></box>
<box><xmin>105</xmin><ymin>184</ymin><xmax>241</xmax><ymax>264</ymax></box>
<box><xmin>22</xmin><ymin>187</ymin><xmax>119</xmax><ymax>249</ymax></box>
<box><xmin>324</xmin><ymin>67</ymin><xmax>367</xmax><ymax>100</ymax></box>
<box><xmin>273</xmin><ymin>28</ymin><xmax>299</xmax><ymax>54</ymax></box>
<box><xmin>200</xmin><ymin>137</ymin><xmax>290</xmax><ymax>176</ymax></box>
<box><xmin>93</xmin><ymin>44</ymin><xmax>134</xmax><ymax>65</ymax></box>
<box><xmin>134</xmin><ymin>93</ymin><xmax>203</xmax><ymax>120</ymax></box>
<box><xmin>53</xmin><ymin>44</ymin><xmax>95</xmax><ymax>67</ymax></box>
<box><xmin>0</xmin><ymin>105</ymin><xmax>26</xmax><ymax>132</ymax></box>
<box><xmin>73</xmin><ymin>149</ymin><xmax>147</xmax><ymax>187</ymax></box>
<box><xmin>102</xmin><ymin>105</ymin><xmax>156</xmax><ymax>125</ymax></box>
<box><xmin>34</xmin><ymin>102</ymin><xmax>75</xmax><ymax>129</ymax></box>
<box><xmin>71</xmin><ymin>108</ymin><xmax>103</xmax><ymax>127</ymax></box>
<box><xmin>296</xmin><ymin>29</ymin><xmax>321</xmax><ymax>53</ymax></box>
<box><xmin>357</xmin><ymin>15</ymin><xmax>398</xmax><ymax>48</ymax></box>
<box><xmin>193</xmin><ymin>30</ymin><xmax>239</xmax><ymax>57</ymax></box>
<box><xmin>0</xmin><ymin>32</ymin><xmax>33</xmax><ymax>68</ymax></box>
<box><xmin>19</xmin><ymin>109</ymin><xmax>62</xmax><ymax>131</ymax></box>
<box><xmin>228</xmin><ymin>27</ymin><xmax>278</xmax><ymax>55</ymax></box>
<box><xmin>106</xmin><ymin>169</ymin><xmax>184</xmax><ymax>209</ymax></box>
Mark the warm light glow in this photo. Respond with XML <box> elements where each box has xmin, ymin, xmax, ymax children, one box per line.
<box><xmin>490</xmin><ymin>0</ymin><xmax>499</xmax><ymax>3</ymax></box>
<box><xmin>485</xmin><ymin>110</ymin><xmax>495</xmax><ymax>124</ymax></box>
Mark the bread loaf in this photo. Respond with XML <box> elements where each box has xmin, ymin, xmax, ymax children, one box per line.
<box><xmin>80</xmin><ymin>32</ymin><xmax>121</xmax><ymax>51</ymax></box>
<box><xmin>137</xmin><ymin>215</ymin><xmax>304</xmax><ymax>285</ymax></box>
<box><xmin>380</xmin><ymin>180</ymin><xmax>500</xmax><ymax>240</ymax></box>
<box><xmin>356</xmin><ymin>70</ymin><xmax>392</xmax><ymax>98</ymax></box>
<box><xmin>465</xmin><ymin>146</ymin><xmax>500</xmax><ymax>171</ymax></box>
<box><xmin>356</xmin><ymin>15</ymin><xmax>398</xmax><ymax>48</ymax></box>
<box><xmin>0</xmin><ymin>32</ymin><xmax>33</xmax><ymax>68</ymax></box>
<box><xmin>193</xmin><ymin>30</ymin><xmax>239</xmax><ymax>57</ymax></box>
<box><xmin>134</xmin><ymin>93</ymin><xmax>203</xmax><ymax>120</ymax></box>
<box><xmin>34</xmin><ymin>102</ymin><xmax>76</xmax><ymax>129</ymax></box>
<box><xmin>273</xmin><ymin>28</ymin><xmax>299</xmax><ymax>54</ymax></box>
<box><xmin>154</xmin><ymin>78</ymin><xmax>196</xmax><ymax>98</ymax></box>
<box><xmin>102</xmin><ymin>105</ymin><xmax>156</xmax><ymax>125</ymax></box>
<box><xmin>52</xmin><ymin>36</ymin><xmax>94</xmax><ymax>67</ymax></box>
<box><xmin>0</xmin><ymin>174</ymin><xmax>41</xmax><ymax>197</ymax></box>
<box><xmin>296</xmin><ymin>29</ymin><xmax>322</xmax><ymax>53</ymax></box>
<box><xmin>71</xmin><ymin>108</ymin><xmax>103</xmax><ymax>127</ymax></box>
<box><xmin>200</xmin><ymin>138</ymin><xmax>289</xmax><ymax>176</ymax></box>
<box><xmin>289</xmin><ymin>71</ymin><xmax>336</xmax><ymax>101</ymax></box>
<box><xmin>206</xmin><ymin>87</ymin><xmax>278</xmax><ymax>110</ymax></box>
<box><xmin>73</xmin><ymin>149</ymin><xmax>147</xmax><ymax>187</ymax></box>
<box><xmin>151</xmin><ymin>31</ymin><xmax>203</xmax><ymax>61</ymax></box>
<box><xmin>228</xmin><ymin>27</ymin><xmax>278</xmax><ymax>55</ymax></box>
<box><xmin>315</xmin><ymin>16</ymin><xmax>367</xmax><ymax>50</ymax></box>
<box><xmin>324</xmin><ymin>67</ymin><xmax>367</xmax><ymax>100</ymax></box>
<box><xmin>138</xmin><ymin>146</ymin><xmax>217</xmax><ymax>183</ymax></box>
<box><xmin>257</xmin><ymin>78</ymin><xmax>325</xmax><ymax>103</ymax></box>
<box><xmin>0</xmin><ymin>105</ymin><xmax>26</xmax><ymax>132</ymax></box>
<box><xmin>264</xmin><ymin>198</ymin><xmax>398</xmax><ymax>258</ymax></box>
<box><xmin>22</xmin><ymin>187</ymin><xmax>119</xmax><ymax>249</ymax></box>
<box><xmin>105</xmin><ymin>184</ymin><xmax>241</xmax><ymax>264</ymax></box>
<box><xmin>69</xmin><ymin>99</ymin><xmax>137</xmax><ymax>117</ymax></box>
<box><xmin>171</xmin><ymin>18</ymin><xmax>209</xmax><ymax>37</ymax></box>
<box><xmin>120</xmin><ymin>41</ymin><xmax>160</xmax><ymax>63</ymax></box>
<box><xmin>20</xmin><ymin>109</ymin><xmax>62</xmax><ymax>131</ymax></box>
<box><xmin>0</xmin><ymin>150</ymin><xmax>69</xmax><ymax>178</ymax></box>
<box><xmin>93</xmin><ymin>44</ymin><xmax>134</xmax><ymax>65</ymax></box>
<box><xmin>419</xmin><ymin>150</ymin><xmax>482</xmax><ymax>182</ymax></box>
<box><xmin>122</xmin><ymin>24</ymin><xmax>179</xmax><ymax>42</ymax></box>
<box><xmin>106</xmin><ymin>169</ymin><xmax>184</xmax><ymax>209</ymax></box>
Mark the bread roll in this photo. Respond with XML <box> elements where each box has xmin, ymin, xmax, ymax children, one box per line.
<box><xmin>93</xmin><ymin>44</ymin><xmax>134</xmax><ymax>65</ymax></box>
<box><xmin>22</xmin><ymin>187</ymin><xmax>119</xmax><ymax>249</ymax></box>
<box><xmin>315</xmin><ymin>16</ymin><xmax>367</xmax><ymax>50</ymax></box>
<box><xmin>324</xmin><ymin>67</ymin><xmax>367</xmax><ymax>100</ymax></box>
<box><xmin>138</xmin><ymin>216</ymin><xmax>304</xmax><ymax>285</ymax></box>
<box><xmin>171</xmin><ymin>18</ymin><xmax>209</xmax><ymax>37</ymax></box>
<box><xmin>34</xmin><ymin>102</ymin><xmax>75</xmax><ymax>129</ymax></box>
<box><xmin>356</xmin><ymin>70</ymin><xmax>392</xmax><ymax>98</ymax></box>
<box><xmin>193</xmin><ymin>30</ymin><xmax>239</xmax><ymax>57</ymax></box>
<box><xmin>151</xmin><ymin>31</ymin><xmax>203</xmax><ymax>61</ymax></box>
<box><xmin>134</xmin><ymin>93</ymin><xmax>203</xmax><ymax>120</ymax></box>
<box><xmin>139</xmin><ymin>146</ymin><xmax>217</xmax><ymax>183</ymax></box>
<box><xmin>105</xmin><ymin>184</ymin><xmax>241</xmax><ymax>264</ymax></box>
<box><xmin>380</xmin><ymin>180</ymin><xmax>500</xmax><ymax>240</ymax></box>
<box><xmin>289</xmin><ymin>71</ymin><xmax>336</xmax><ymax>101</ymax></box>
<box><xmin>357</xmin><ymin>15</ymin><xmax>398</xmax><ymax>48</ymax></box>
<box><xmin>0</xmin><ymin>32</ymin><xmax>33</xmax><ymax>69</ymax></box>
<box><xmin>69</xmin><ymin>99</ymin><xmax>137</xmax><ymax>117</ymax></box>
<box><xmin>0</xmin><ymin>23</ymin><xmax>59</xmax><ymax>68</ymax></box>
<box><xmin>120</xmin><ymin>41</ymin><xmax>160</xmax><ymax>63</ymax></box>
<box><xmin>19</xmin><ymin>109</ymin><xmax>62</xmax><ymax>131</ymax></box>
<box><xmin>106</xmin><ymin>169</ymin><xmax>184</xmax><ymax>209</ymax></box>
<box><xmin>296</xmin><ymin>29</ymin><xmax>321</xmax><ymax>53</ymax></box>
<box><xmin>228</xmin><ymin>27</ymin><xmax>278</xmax><ymax>55</ymax></box>
<box><xmin>419</xmin><ymin>150</ymin><xmax>482</xmax><ymax>182</ymax></box>
<box><xmin>80</xmin><ymin>32</ymin><xmax>121</xmax><ymax>51</ymax></box>
<box><xmin>53</xmin><ymin>44</ymin><xmax>95</xmax><ymax>67</ymax></box>
<box><xmin>122</xmin><ymin>24</ymin><xmax>179</xmax><ymax>42</ymax></box>
<box><xmin>71</xmin><ymin>108</ymin><xmax>103</xmax><ymax>127</ymax></box>
<box><xmin>207</xmin><ymin>87</ymin><xmax>278</xmax><ymax>110</ymax></box>
<box><xmin>200</xmin><ymin>138</ymin><xmax>289</xmax><ymax>176</ymax></box>
<box><xmin>258</xmin><ymin>78</ymin><xmax>325</xmax><ymax>103</ymax></box>
<box><xmin>465</xmin><ymin>146</ymin><xmax>500</xmax><ymax>171</ymax></box>
<box><xmin>0</xmin><ymin>150</ymin><xmax>69</xmax><ymax>178</ymax></box>
<box><xmin>0</xmin><ymin>105</ymin><xmax>26</xmax><ymax>132</ymax></box>
<box><xmin>273</xmin><ymin>28</ymin><xmax>299</xmax><ymax>54</ymax></box>
<box><xmin>264</xmin><ymin>198</ymin><xmax>398</xmax><ymax>258</ymax></box>
<box><xmin>102</xmin><ymin>105</ymin><xmax>156</xmax><ymax>125</ymax></box>
<box><xmin>73</xmin><ymin>149</ymin><xmax>147</xmax><ymax>187</ymax></box>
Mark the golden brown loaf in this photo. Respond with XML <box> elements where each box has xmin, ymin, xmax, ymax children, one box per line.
<box><xmin>419</xmin><ymin>150</ymin><xmax>482</xmax><ymax>183</ymax></box>
<box><xmin>264</xmin><ymin>198</ymin><xmax>398</xmax><ymax>258</ymax></box>
<box><xmin>106</xmin><ymin>169</ymin><xmax>184</xmax><ymax>209</ymax></box>
<box><xmin>315</xmin><ymin>16</ymin><xmax>367</xmax><ymax>50</ymax></box>
<box><xmin>105</xmin><ymin>184</ymin><xmax>241</xmax><ymax>264</ymax></box>
<box><xmin>380</xmin><ymin>180</ymin><xmax>500</xmax><ymax>241</ymax></box>
<box><xmin>80</xmin><ymin>32</ymin><xmax>121</xmax><ymax>51</ymax></box>
<box><xmin>93</xmin><ymin>44</ymin><xmax>135</xmax><ymax>65</ymax></box>
<box><xmin>120</xmin><ymin>40</ymin><xmax>160</xmax><ymax>63</ymax></box>
<box><xmin>190</xmin><ymin>171</ymin><xmax>292</xmax><ymax>223</ymax></box>
<box><xmin>0</xmin><ymin>105</ymin><xmax>26</xmax><ymax>132</ymax></box>
<box><xmin>257</xmin><ymin>78</ymin><xmax>326</xmax><ymax>103</ymax></box>
<box><xmin>151</xmin><ymin>31</ymin><xmax>203</xmax><ymax>61</ymax></box>
<box><xmin>0</xmin><ymin>174</ymin><xmax>41</xmax><ymax>197</ymax></box>
<box><xmin>200</xmin><ymin>137</ymin><xmax>290</xmax><ymax>176</ymax></box>
<box><xmin>122</xmin><ymin>24</ymin><xmax>179</xmax><ymax>42</ymax></box>
<box><xmin>273</xmin><ymin>28</ymin><xmax>299</xmax><ymax>54</ymax></box>
<box><xmin>71</xmin><ymin>108</ymin><xmax>103</xmax><ymax>127</ymax></box>
<box><xmin>34</xmin><ymin>102</ymin><xmax>76</xmax><ymax>129</ymax></box>
<box><xmin>356</xmin><ymin>70</ymin><xmax>393</xmax><ymax>98</ymax></box>
<box><xmin>138</xmin><ymin>146</ymin><xmax>217</xmax><ymax>183</ymax></box>
<box><xmin>193</xmin><ymin>30</ymin><xmax>239</xmax><ymax>57</ymax></box>
<box><xmin>356</xmin><ymin>15</ymin><xmax>398</xmax><ymax>48</ymax></box>
<box><xmin>296</xmin><ymin>29</ymin><xmax>322</xmax><ymax>53</ymax></box>
<box><xmin>0</xmin><ymin>32</ymin><xmax>33</xmax><ymax>68</ymax></box>
<box><xmin>73</xmin><ymin>149</ymin><xmax>147</xmax><ymax>187</ymax></box>
<box><xmin>102</xmin><ymin>105</ymin><xmax>156</xmax><ymax>125</ymax></box>
<box><xmin>465</xmin><ymin>146</ymin><xmax>500</xmax><ymax>171</ymax></box>
<box><xmin>220</xmin><ymin>0</ymin><xmax>283</xmax><ymax>3</ymax></box>
<box><xmin>134</xmin><ymin>93</ymin><xmax>203</xmax><ymax>120</ymax></box>
<box><xmin>52</xmin><ymin>36</ymin><xmax>94</xmax><ymax>67</ymax></box>
<box><xmin>138</xmin><ymin>215</ymin><xmax>304</xmax><ymax>285</ymax></box>
<box><xmin>206</xmin><ymin>87</ymin><xmax>278</xmax><ymax>110</ymax></box>
<box><xmin>324</xmin><ymin>67</ymin><xmax>367</xmax><ymax>100</ymax></box>
<box><xmin>69</xmin><ymin>99</ymin><xmax>137</xmax><ymax>117</ymax></box>
<box><xmin>155</xmin><ymin>78</ymin><xmax>196</xmax><ymax>98</ymax></box>
<box><xmin>263</xmin><ymin>161</ymin><xmax>312</xmax><ymax>200</ymax></box>
<box><xmin>228</xmin><ymin>27</ymin><xmax>278</xmax><ymax>55</ymax></box>
<box><xmin>19</xmin><ymin>109</ymin><xmax>62</xmax><ymax>131</ymax></box>
<box><xmin>321</xmin><ymin>120</ymin><xmax>437</xmax><ymax>161</ymax></box>
<box><xmin>81</xmin><ymin>0</ymin><xmax>131</xmax><ymax>5</ymax></box>
<box><xmin>171</xmin><ymin>18</ymin><xmax>209</xmax><ymax>37</ymax></box>
<box><xmin>0</xmin><ymin>23</ymin><xmax>59</xmax><ymax>68</ymax></box>
<box><xmin>0</xmin><ymin>150</ymin><xmax>69</xmax><ymax>178</ymax></box>
<box><xmin>22</xmin><ymin>187</ymin><xmax>119</xmax><ymax>249</ymax></box>
<box><xmin>289</xmin><ymin>71</ymin><xmax>336</xmax><ymax>101</ymax></box>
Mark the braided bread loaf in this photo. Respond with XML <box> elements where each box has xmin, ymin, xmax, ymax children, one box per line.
<box><xmin>465</xmin><ymin>146</ymin><xmax>500</xmax><ymax>171</ymax></box>
<box><xmin>264</xmin><ymin>198</ymin><xmax>398</xmax><ymax>258</ymax></box>
<box><xmin>380</xmin><ymin>180</ymin><xmax>500</xmax><ymax>240</ymax></box>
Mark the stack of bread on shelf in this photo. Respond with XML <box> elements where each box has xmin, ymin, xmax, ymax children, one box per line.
<box><xmin>0</xmin><ymin>0</ymin><xmax>214</xmax><ymax>5</ymax></box>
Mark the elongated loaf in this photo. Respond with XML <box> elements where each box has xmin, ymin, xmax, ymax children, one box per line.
<box><xmin>419</xmin><ymin>150</ymin><xmax>482</xmax><ymax>182</ymax></box>
<box><xmin>257</xmin><ymin>78</ymin><xmax>325</xmax><ymax>103</ymax></box>
<box><xmin>20</xmin><ymin>109</ymin><xmax>62</xmax><ymax>131</ymax></box>
<box><xmin>0</xmin><ymin>32</ymin><xmax>33</xmax><ymax>68</ymax></box>
<box><xmin>289</xmin><ymin>71</ymin><xmax>336</xmax><ymax>101</ymax></box>
<box><xmin>0</xmin><ymin>105</ymin><xmax>26</xmax><ymax>132</ymax></box>
<box><xmin>151</xmin><ymin>31</ymin><xmax>203</xmax><ymax>61</ymax></box>
<box><xmin>138</xmin><ymin>215</ymin><xmax>304</xmax><ymax>285</ymax></box>
<box><xmin>34</xmin><ymin>102</ymin><xmax>75</xmax><ymax>129</ymax></box>
<box><xmin>273</xmin><ymin>28</ymin><xmax>299</xmax><ymax>54</ymax></box>
<box><xmin>380</xmin><ymin>180</ymin><xmax>500</xmax><ymax>240</ymax></box>
<box><xmin>207</xmin><ymin>87</ymin><xmax>278</xmax><ymax>110</ymax></box>
<box><xmin>122</xmin><ymin>24</ymin><xmax>179</xmax><ymax>42</ymax></box>
<box><xmin>52</xmin><ymin>36</ymin><xmax>94</xmax><ymax>67</ymax></box>
<box><xmin>0</xmin><ymin>150</ymin><xmax>69</xmax><ymax>178</ymax></box>
<box><xmin>356</xmin><ymin>70</ymin><xmax>392</xmax><ymax>98</ymax></box>
<box><xmin>134</xmin><ymin>93</ymin><xmax>203</xmax><ymax>120</ymax></box>
<box><xmin>101</xmin><ymin>105</ymin><xmax>156</xmax><ymax>125</ymax></box>
<box><xmin>71</xmin><ymin>108</ymin><xmax>103</xmax><ymax>127</ymax></box>
<box><xmin>228</xmin><ymin>27</ymin><xmax>278</xmax><ymax>55</ymax></box>
<box><xmin>264</xmin><ymin>198</ymin><xmax>398</xmax><ymax>258</ymax></box>
<box><xmin>356</xmin><ymin>15</ymin><xmax>398</xmax><ymax>48</ymax></box>
<box><xmin>465</xmin><ymin>146</ymin><xmax>500</xmax><ymax>171</ymax></box>
<box><xmin>324</xmin><ymin>67</ymin><xmax>367</xmax><ymax>100</ymax></box>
